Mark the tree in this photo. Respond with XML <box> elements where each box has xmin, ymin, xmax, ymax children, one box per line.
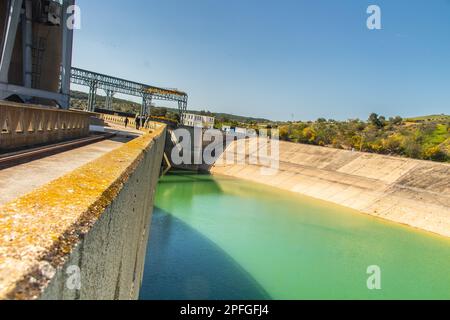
<box><xmin>368</xmin><ymin>113</ymin><xmax>386</xmax><ymax>128</ymax></box>
<box><xmin>368</xmin><ymin>113</ymin><xmax>379</xmax><ymax>126</ymax></box>
<box><xmin>390</xmin><ymin>116</ymin><xmax>403</xmax><ymax>125</ymax></box>
<box><xmin>150</xmin><ymin>107</ymin><xmax>167</xmax><ymax>117</ymax></box>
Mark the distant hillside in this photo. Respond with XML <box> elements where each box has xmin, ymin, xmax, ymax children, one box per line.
<box><xmin>278</xmin><ymin>113</ymin><xmax>450</xmax><ymax>163</ymax></box>
<box><xmin>406</xmin><ymin>114</ymin><xmax>450</xmax><ymax>123</ymax></box>
<box><xmin>70</xmin><ymin>90</ymin><xmax>271</xmax><ymax>124</ymax></box>
<box><xmin>71</xmin><ymin>91</ymin><xmax>141</xmax><ymax>114</ymax></box>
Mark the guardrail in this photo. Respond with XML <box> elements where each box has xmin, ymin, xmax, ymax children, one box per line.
<box><xmin>0</xmin><ymin>102</ymin><xmax>91</xmax><ymax>151</ymax></box>
<box><xmin>98</xmin><ymin>113</ymin><xmax>165</xmax><ymax>130</ymax></box>
<box><xmin>99</xmin><ymin>114</ymin><xmax>136</xmax><ymax>127</ymax></box>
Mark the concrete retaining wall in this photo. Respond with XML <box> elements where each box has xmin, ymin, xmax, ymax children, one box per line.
<box><xmin>0</xmin><ymin>124</ymin><xmax>166</xmax><ymax>300</ymax></box>
<box><xmin>211</xmin><ymin>138</ymin><xmax>450</xmax><ymax>238</ymax></box>
<box><xmin>165</xmin><ymin>127</ymin><xmax>236</xmax><ymax>172</ymax></box>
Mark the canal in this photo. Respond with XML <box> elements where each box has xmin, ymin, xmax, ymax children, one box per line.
<box><xmin>140</xmin><ymin>171</ymin><xmax>450</xmax><ymax>300</ymax></box>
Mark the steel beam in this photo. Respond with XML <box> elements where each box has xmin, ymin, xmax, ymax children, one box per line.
<box><xmin>71</xmin><ymin>67</ymin><xmax>188</xmax><ymax>104</ymax></box>
<box><xmin>141</xmin><ymin>93</ymin><xmax>152</xmax><ymax>116</ymax></box>
<box><xmin>105</xmin><ymin>89</ymin><xmax>114</xmax><ymax>110</ymax></box>
<box><xmin>60</xmin><ymin>0</ymin><xmax>75</xmax><ymax>109</ymax></box>
<box><xmin>22</xmin><ymin>0</ymin><xmax>32</xmax><ymax>89</ymax></box>
<box><xmin>0</xmin><ymin>0</ymin><xmax>23</xmax><ymax>83</ymax></box>
<box><xmin>87</xmin><ymin>80</ymin><xmax>98</xmax><ymax>112</ymax></box>
<box><xmin>0</xmin><ymin>82</ymin><xmax>68</xmax><ymax>105</ymax></box>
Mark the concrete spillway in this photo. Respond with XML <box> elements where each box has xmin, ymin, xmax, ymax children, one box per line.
<box><xmin>211</xmin><ymin>138</ymin><xmax>450</xmax><ymax>238</ymax></box>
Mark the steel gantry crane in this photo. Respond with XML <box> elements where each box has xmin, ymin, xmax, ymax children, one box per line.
<box><xmin>70</xmin><ymin>68</ymin><xmax>188</xmax><ymax>122</ymax></box>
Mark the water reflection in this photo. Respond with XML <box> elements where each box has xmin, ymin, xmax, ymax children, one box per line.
<box><xmin>140</xmin><ymin>208</ymin><xmax>271</xmax><ymax>300</ymax></box>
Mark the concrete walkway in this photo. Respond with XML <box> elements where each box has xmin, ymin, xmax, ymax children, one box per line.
<box><xmin>104</xmin><ymin>122</ymin><xmax>144</xmax><ymax>135</ymax></box>
<box><xmin>0</xmin><ymin>134</ymin><xmax>135</xmax><ymax>207</ymax></box>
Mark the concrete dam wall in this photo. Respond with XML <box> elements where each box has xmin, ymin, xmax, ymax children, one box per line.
<box><xmin>211</xmin><ymin>138</ymin><xmax>450</xmax><ymax>238</ymax></box>
<box><xmin>0</xmin><ymin>124</ymin><xmax>166</xmax><ymax>300</ymax></box>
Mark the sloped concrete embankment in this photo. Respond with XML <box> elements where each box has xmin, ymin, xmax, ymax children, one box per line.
<box><xmin>0</xmin><ymin>124</ymin><xmax>167</xmax><ymax>300</ymax></box>
<box><xmin>211</xmin><ymin>139</ymin><xmax>450</xmax><ymax>238</ymax></box>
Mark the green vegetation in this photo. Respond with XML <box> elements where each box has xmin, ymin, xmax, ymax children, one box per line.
<box><xmin>277</xmin><ymin>113</ymin><xmax>450</xmax><ymax>162</ymax></box>
<box><xmin>406</xmin><ymin>114</ymin><xmax>450</xmax><ymax>123</ymax></box>
<box><xmin>71</xmin><ymin>91</ymin><xmax>449</xmax><ymax>162</ymax></box>
<box><xmin>70</xmin><ymin>90</ymin><xmax>270</xmax><ymax>126</ymax></box>
<box><xmin>71</xmin><ymin>91</ymin><xmax>141</xmax><ymax>114</ymax></box>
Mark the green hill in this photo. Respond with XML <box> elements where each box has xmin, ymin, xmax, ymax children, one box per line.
<box><xmin>406</xmin><ymin>114</ymin><xmax>450</xmax><ymax>123</ymax></box>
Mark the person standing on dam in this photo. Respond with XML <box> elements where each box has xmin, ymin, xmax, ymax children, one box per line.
<box><xmin>135</xmin><ymin>114</ymin><xmax>141</xmax><ymax>130</ymax></box>
<box><xmin>124</xmin><ymin>117</ymin><xmax>129</xmax><ymax>128</ymax></box>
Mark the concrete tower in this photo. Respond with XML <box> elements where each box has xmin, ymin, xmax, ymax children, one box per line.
<box><xmin>0</xmin><ymin>0</ymin><xmax>75</xmax><ymax>108</ymax></box>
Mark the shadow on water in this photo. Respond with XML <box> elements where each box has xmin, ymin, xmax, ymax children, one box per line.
<box><xmin>139</xmin><ymin>207</ymin><xmax>271</xmax><ymax>300</ymax></box>
<box><xmin>158</xmin><ymin>171</ymin><xmax>216</xmax><ymax>185</ymax></box>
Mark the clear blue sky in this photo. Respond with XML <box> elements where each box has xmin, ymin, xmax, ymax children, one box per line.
<box><xmin>73</xmin><ymin>0</ymin><xmax>450</xmax><ymax>121</ymax></box>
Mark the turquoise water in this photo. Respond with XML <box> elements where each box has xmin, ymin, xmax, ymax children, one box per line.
<box><xmin>140</xmin><ymin>171</ymin><xmax>450</xmax><ymax>300</ymax></box>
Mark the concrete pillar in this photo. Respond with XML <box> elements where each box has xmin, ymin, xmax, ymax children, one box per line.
<box><xmin>60</xmin><ymin>0</ymin><xmax>75</xmax><ymax>109</ymax></box>
<box><xmin>0</xmin><ymin>0</ymin><xmax>24</xmax><ymax>83</ymax></box>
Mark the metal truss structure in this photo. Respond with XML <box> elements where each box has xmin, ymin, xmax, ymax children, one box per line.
<box><xmin>71</xmin><ymin>67</ymin><xmax>188</xmax><ymax>122</ymax></box>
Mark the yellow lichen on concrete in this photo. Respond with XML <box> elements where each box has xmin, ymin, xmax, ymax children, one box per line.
<box><xmin>0</xmin><ymin>125</ymin><xmax>165</xmax><ymax>300</ymax></box>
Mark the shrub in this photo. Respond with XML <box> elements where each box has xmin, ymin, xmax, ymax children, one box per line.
<box><xmin>382</xmin><ymin>134</ymin><xmax>403</xmax><ymax>154</ymax></box>
<box><xmin>422</xmin><ymin>146</ymin><xmax>448</xmax><ymax>162</ymax></box>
